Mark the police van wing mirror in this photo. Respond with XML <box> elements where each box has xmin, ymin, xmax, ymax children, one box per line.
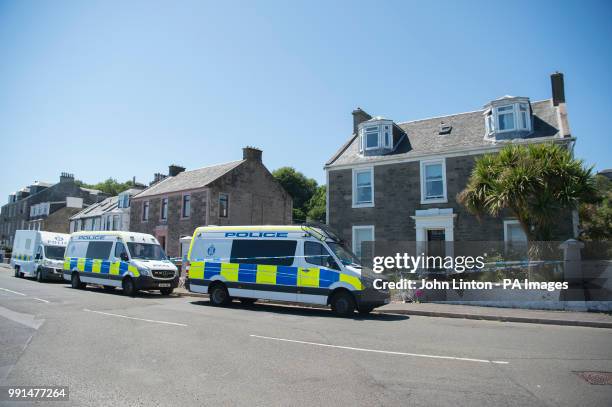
<box><xmin>35</xmin><ymin>253</ymin><xmax>42</xmax><ymax>260</ymax></box>
<box><xmin>120</xmin><ymin>252</ymin><xmax>129</xmax><ymax>261</ymax></box>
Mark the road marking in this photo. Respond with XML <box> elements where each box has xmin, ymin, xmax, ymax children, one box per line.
<box><xmin>83</xmin><ymin>309</ymin><xmax>188</xmax><ymax>327</ymax></box>
<box><xmin>32</xmin><ymin>297</ymin><xmax>50</xmax><ymax>303</ymax></box>
<box><xmin>0</xmin><ymin>305</ymin><xmax>44</xmax><ymax>330</ymax></box>
<box><xmin>0</xmin><ymin>287</ymin><xmax>27</xmax><ymax>296</ymax></box>
<box><xmin>250</xmin><ymin>334</ymin><xmax>509</xmax><ymax>365</ymax></box>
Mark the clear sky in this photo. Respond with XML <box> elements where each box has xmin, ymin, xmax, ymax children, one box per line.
<box><xmin>1</xmin><ymin>0</ymin><xmax>611</xmax><ymax>199</ymax></box>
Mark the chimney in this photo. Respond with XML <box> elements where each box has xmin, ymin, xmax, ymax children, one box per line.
<box><xmin>352</xmin><ymin>107</ymin><xmax>372</xmax><ymax>134</ymax></box>
<box><xmin>168</xmin><ymin>164</ymin><xmax>186</xmax><ymax>177</ymax></box>
<box><xmin>60</xmin><ymin>172</ymin><xmax>74</xmax><ymax>183</ymax></box>
<box><xmin>150</xmin><ymin>173</ymin><xmax>168</xmax><ymax>186</ymax></box>
<box><xmin>243</xmin><ymin>146</ymin><xmax>262</xmax><ymax>162</ymax></box>
<box><xmin>551</xmin><ymin>72</ymin><xmax>565</xmax><ymax>106</ymax></box>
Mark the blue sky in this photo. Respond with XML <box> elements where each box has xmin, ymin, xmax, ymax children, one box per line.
<box><xmin>1</xmin><ymin>0</ymin><xmax>611</xmax><ymax>199</ymax></box>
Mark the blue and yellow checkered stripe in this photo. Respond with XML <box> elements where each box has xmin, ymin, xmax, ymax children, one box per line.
<box><xmin>13</xmin><ymin>254</ymin><xmax>33</xmax><ymax>261</ymax></box>
<box><xmin>189</xmin><ymin>261</ymin><xmax>362</xmax><ymax>291</ymax></box>
<box><xmin>63</xmin><ymin>257</ymin><xmax>140</xmax><ymax>277</ymax></box>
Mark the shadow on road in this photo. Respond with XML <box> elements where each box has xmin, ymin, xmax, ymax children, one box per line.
<box><xmin>189</xmin><ymin>300</ymin><xmax>410</xmax><ymax>321</ymax></box>
<box><xmin>62</xmin><ymin>285</ymin><xmax>174</xmax><ymax>299</ymax></box>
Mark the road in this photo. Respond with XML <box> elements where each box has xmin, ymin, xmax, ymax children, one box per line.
<box><xmin>0</xmin><ymin>267</ymin><xmax>611</xmax><ymax>407</ymax></box>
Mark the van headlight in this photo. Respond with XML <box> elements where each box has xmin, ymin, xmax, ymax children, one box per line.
<box><xmin>137</xmin><ymin>266</ymin><xmax>150</xmax><ymax>276</ymax></box>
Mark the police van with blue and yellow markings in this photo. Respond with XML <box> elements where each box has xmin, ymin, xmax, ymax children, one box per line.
<box><xmin>185</xmin><ymin>225</ymin><xmax>389</xmax><ymax>316</ymax></box>
<box><xmin>63</xmin><ymin>231</ymin><xmax>178</xmax><ymax>296</ymax></box>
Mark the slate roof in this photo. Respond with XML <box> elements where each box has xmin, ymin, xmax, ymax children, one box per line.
<box><xmin>70</xmin><ymin>196</ymin><xmax>118</xmax><ymax>220</ymax></box>
<box><xmin>133</xmin><ymin>160</ymin><xmax>245</xmax><ymax>199</ymax></box>
<box><xmin>326</xmin><ymin>99</ymin><xmax>564</xmax><ymax>167</ymax></box>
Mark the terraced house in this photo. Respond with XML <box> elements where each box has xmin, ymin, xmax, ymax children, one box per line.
<box><xmin>130</xmin><ymin>147</ymin><xmax>293</xmax><ymax>258</ymax></box>
<box><xmin>325</xmin><ymin>73</ymin><xmax>576</xmax><ymax>257</ymax></box>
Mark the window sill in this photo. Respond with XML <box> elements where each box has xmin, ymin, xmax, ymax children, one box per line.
<box><xmin>352</xmin><ymin>202</ymin><xmax>374</xmax><ymax>208</ymax></box>
<box><xmin>420</xmin><ymin>198</ymin><xmax>448</xmax><ymax>205</ymax></box>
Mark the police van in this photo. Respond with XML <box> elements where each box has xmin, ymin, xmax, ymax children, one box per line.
<box><xmin>63</xmin><ymin>231</ymin><xmax>178</xmax><ymax>296</ymax></box>
<box><xmin>185</xmin><ymin>225</ymin><xmax>389</xmax><ymax>316</ymax></box>
<box><xmin>11</xmin><ymin>230</ymin><xmax>69</xmax><ymax>281</ymax></box>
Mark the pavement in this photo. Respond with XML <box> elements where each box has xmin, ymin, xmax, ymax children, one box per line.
<box><xmin>1</xmin><ymin>265</ymin><xmax>612</xmax><ymax>406</ymax></box>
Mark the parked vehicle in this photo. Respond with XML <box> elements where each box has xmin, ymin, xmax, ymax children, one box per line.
<box><xmin>185</xmin><ymin>225</ymin><xmax>389</xmax><ymax>316</ymax></box>
<box><xmin>11</xmin><ymin>230</ymin><xmax>69</xmax><ymax>281</ymax></box>
<box><xmin>63</xmin><ymin>231</ymin><xmax>178</xmax><ymax>296</ymax></box>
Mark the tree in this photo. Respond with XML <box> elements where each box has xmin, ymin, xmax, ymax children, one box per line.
<box><xmin>272</xmin><ymin>167</ymin><xmax>318</xmax><ymax>222</ymax></box>
<box><xmin>579</xmin><ymin>174</ymin><xmax>612</xmax><ymax>240</ymax></box>
<box><xmin>75</xmin><ymin>178</ymin><xmax>139</xmax><ymax>196</ymax></box>
<box><xmin>458</xmin><ymin>144</ymin><xmax>598</xmax><ymax>241</ymax></box>
<box><xmin>307</xmin><ymin>185</ymin><xmax>326</xmax><ymax>223</ymax></box>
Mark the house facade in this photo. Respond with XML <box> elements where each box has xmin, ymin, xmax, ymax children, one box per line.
<box><xmin>129</xmin><ymin>147</ymin><xmax>293</xmax><ymax>258</ymax></box>
<box><xmin>325</xmin><ymin>73</ymin><xmax>576</xmax><ymax>257</ymax></box>
<box><xmin>0</xmin><ymin>173</ymin><xmax>107</xmax><ymax>247</ymax></box>
<box><xmin>69</xmin><ymin>187</ymin><xmax>144</xmax><ymax>233</ymax></box>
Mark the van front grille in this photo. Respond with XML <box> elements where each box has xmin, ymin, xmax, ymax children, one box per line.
<box><xmin>152</xmin><ymin>270</ymin><xmax>175</xmax><ymax>279</ymax></box>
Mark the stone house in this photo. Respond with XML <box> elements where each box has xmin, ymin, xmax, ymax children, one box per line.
<box><xmin>69</xmin><ymin>187</ymin><xmax>144</xmax><ymax>232</ymax></box>
<box><xmin>325</xmin><ymin>73</ymin><xmax>576</xmax><ymax>258</ymax></box>
<box><xmin>0</xmin><ymin>173</ymin><xmax>108</xmax><ymax>247</ymax></box>
<box><xmin>129</xmin><ymin>147</ymin><xmax>293</xmax><ymax>257</ymax></box>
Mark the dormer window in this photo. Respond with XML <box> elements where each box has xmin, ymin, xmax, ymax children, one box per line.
<box><xmin>484</xmin><ymin>97</ymin><xmax>532</xmax><ymax>139</ymax></box>
<box><xmin>358</xmin><ymin>118</ymin><xmax>394</xmax><ymax>155</ymax></box>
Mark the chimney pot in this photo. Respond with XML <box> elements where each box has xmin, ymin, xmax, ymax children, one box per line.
<box><xmin>551</xmin><ymin>72</ymin><xmax>565</xmax><ymax>106</ymax></box>
<box><xmin>168</xmin><ymin>164</ymin><xmax>186</xmax><ymax>177</ymax></box>
<box><xmin>243</xmin><ymin>147</ymin><xmax>262</xmax><ymax>162</ymax></box>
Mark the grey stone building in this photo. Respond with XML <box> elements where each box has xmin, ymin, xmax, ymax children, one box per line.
<box><xmin>0</xmin><ymin>173</ymin><xmax>107</xmax><ymax>247</ymax></box>
<box><xmin>69</xmin><ymin>187</ymin><xmax>144</xmax><ymax>233</ymax></box>
<box><xmin>130</xmin><ymin>147</ymin><xmax>293</xmax><ymax>257</ymax></box>
<box><xmin>325</xmin><ymin>73</ymin><xmax>576</xmax><ymax>257</ymax></box>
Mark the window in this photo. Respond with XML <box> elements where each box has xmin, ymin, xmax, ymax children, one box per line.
<box><xmin>352</xmin><ymin>168</ymin><xmax>374</xmax><ymax>207</ymax></box>
<box><xmin>304</xmin><ymin>241</ymin><xmax>338</xmax><ymax>269</ymax></box>
<box><xmin>219</xmin><ymin>193</ymin><xmax>229</xmax><ymax>218</ymax></box>
<box><xmin>112</xmin><ymin>215</ymin><xmax>119</xmax><ymax>230</ymax></box>
<box><xmin>497</xmin><ymin>105</ymin><xmax>515</xmax><ymax>131</ymax></box>
<box><xmin>230</xmin><ymin>240</ymin><xmax>297</xmax><ymax>266</ymax></box>
<box><xmin>504</xmin><ymin>220</ymin><xmax>527</xmax><ymax>243</ymax></box>
<box><xmin>85</xmin><ymin>241</ymin><xmax>113</xmax><ymax>260</ymax></box>
<box><xmin>365</xmin><ymin>126</ymin><xmax>379</xmax><ymax>149</ymax></box>
<box><xmin>68</xmin><ymin>241</ymin><xmax>88</xmax><ymax>258</ymax></box>
<box><xmin>519</xmin><ymin>103</ymin><xmax>529</xmax><ymax>129</ymax></box>
<box><xmin>105</xmin><ymin>216</ymin><xmax>111</xmax><ymax>231</ymax></box>
<box><xmin>114</xmin><ymin>242</ymin><xmax>128</xmax><ymax>259</ymax></box>
<box><xmin>127</xmin><ymin>242</ymin><xmax>167</xmax><ymax>261</ymax></box>
<box><xmin>160</xmin><ymin>198</ymin><xmax>168</xmax><ymax>220</ymax></box>
<box><xmin>142</xmin><ymin>201</ymin><xmax>149</xmax><ymax>221</ymax></box>
<box><xmin>352</xmin><ymin>226</ymin><xmax>374</xmax><ymax>259</ymax></box>
<box><xmin>420</xmin><ymin>159</ymin><xmax>446</xmax><ymax>203</ymax></box>
<box><xmin>182</xmin><ymin>194</ymin><xmax>191</xmax><ymax>218</ymax></box>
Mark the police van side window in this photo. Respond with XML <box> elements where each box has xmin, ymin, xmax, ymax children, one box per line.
<box><xmin>230</xmin><ymin>240</ymin><xmax>297</xmax><ymax>266</ymax></box>
<box><xmin>85</xmin><ymin>241</ymin><xmax>113</xmax><ymax>260</ymax></box>
<box><xmin>304</xmin><ymin>241</ymin><xmax>340</xmax><ymax>270</ymax></box>
<box><xmin>68</xmin><ymin>241</ymin><xmax>88</xmax><ymax>258</ymax></box>
<box><xmin>114</xmin><ymin>242</ymin><xmax>127</xmax><ymax>259</ymax></box>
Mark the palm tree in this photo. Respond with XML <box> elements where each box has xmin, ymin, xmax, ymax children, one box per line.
<box><xmin>458</xmin><ymin>143</ymin><xmax>598</xmax><ymax>242</ymax></box>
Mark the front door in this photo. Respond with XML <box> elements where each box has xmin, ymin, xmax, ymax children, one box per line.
<box><xmin>426</xmin><ymin>229</ymin><xmax>445</xmax><ymax>272</ymax></box>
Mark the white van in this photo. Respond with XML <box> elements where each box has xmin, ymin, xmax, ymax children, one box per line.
<box><xmin>63</xmin><ymin>231</ymin><xmax>178</xmax><ymax>296</ymax></box>
<box><xmin>186</xmin><ymin>225</ymin><xmax>389</xmax><ymax>316</ymax></box>
<box><xmin>11</xmin><ymin>230</ymin><xmax>69</xmax><ymax>281</ymax></box>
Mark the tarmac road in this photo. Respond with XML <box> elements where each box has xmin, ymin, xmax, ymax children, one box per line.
<box><xmin>0</xmin><ymin>268</ymin><xmax>611</xmax><ymax>406</ymax></box>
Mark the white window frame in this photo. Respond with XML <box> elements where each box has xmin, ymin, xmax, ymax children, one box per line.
<box><xmin>363</xmin><ymin>125</ymin><xmax>380</xmax><ymax>150</ymax></box>
<box><xmin>503</xmin><ymin>219</ymin><xmax>528</xmax><ymax>243</ymax></box>
<box><xmin>352</xmin><ymin>225</ymin><xmax>375</xmax><ymax>259</ymax></box>
<box><xmin>352</xmin><ymin>167</ymin><xmax>374</xmax><ymax>208</ymax></box>
<box><xmin>492</xmin><ymin>103</ymin><xmax>532</xmax><ymax>134</ymax></box>
<box><xmin>495</xmin><ymin>104</ymin><xmax>516</xmax><ymax>133</ymax></box>
<box><xmin>142</xmin><ymin>201</ymin><xmax>149</xmax><ymax>221</ymax></box>
<box><xmin>420</xmin><ymin>158</ymin><xmax>447</xmax><ymax>204</ymax></box>
<box><xmin>160</xmin><ymin>197</ymin><xmax>168</xmax><ymax>221</ymax></box>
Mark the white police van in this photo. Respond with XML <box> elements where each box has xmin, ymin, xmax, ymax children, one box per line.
<box><xmin>11</xmin><ymin>230</ymin><xmax>69</xmax><ymax>282</ymax></box>
<box><xmin>63</xmin><ymin>231</ymin><xmax>178</xmax><ymax>296</ymax></box>
<box><xmin>185</xmin><ymin>224</ymin><xmax>389</xmax><ymax>316</ymax></box>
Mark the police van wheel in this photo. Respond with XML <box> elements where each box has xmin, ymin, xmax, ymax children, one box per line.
<box><xmin>209</xmin><ymin>283</ymin><xmax>230</xmax><ymax>306</ymax></box>
<box><xmin>330</xmin><ymin>291</ymin><xmax>356</xmax><ymax>317</ymax></box>
<box><xmin>36</xmin><ymin>269</ymin><xmax>44</xmax><ymax>283</ymax></box>
<box><xmin>160</xmin><ymin>288</ymin><xmax>174</xmax><ymax>296</ymax></box>
<box><xmin>122</xmin><ymin>278</ymin><xmax>137</xmax><ymax>297</ymax></box>
<box><xmin>71</xmin><ymin>272</ymin><xmax>85</xmax><ymax>289</ymax></box>
<box><xmin>14</xmin><ymin>267</ymin><xmax>20</xmax><ymax>278</ymax></box>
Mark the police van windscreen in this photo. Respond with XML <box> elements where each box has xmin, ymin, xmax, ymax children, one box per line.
<box><xmin>127</xmin><ymin>242</ymin><xmax>167</xmax><ymax>261</ymax></box>
<box><xmin>230</xmin><ymin>240</ymin><xmax>297</xmax><ymax>266</ymax></box>
<box><xmin>327</xmin><ymin>242</ymin><xmax>361</xmax><ymax>267</ymax></box>
<box><xmin>45</xmin><ymin>245</ymin><xmax>66</xmax><ymax>260</ymax></box>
